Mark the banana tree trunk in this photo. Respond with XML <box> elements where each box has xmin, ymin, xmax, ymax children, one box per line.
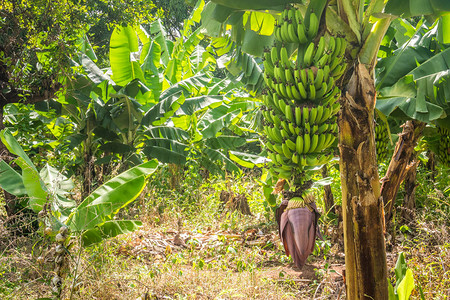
<box><xmin>321</xmin><ymin>165</ymin><xmax>335</xmax><ymax>214</ymax></box>
<box><xmin>338</xmin><ymin>63</ymin><xmax>388</xmax><ymax>299</ymax></box>
<box><xmin>402</xmin><ymin>158</ymin><xmax>418</xmax><ymax>224</ymax></box>
<box><xmin>380</xmin><ymin>120</ymin><xmax>425</xmax><ymax>225</ymax></box>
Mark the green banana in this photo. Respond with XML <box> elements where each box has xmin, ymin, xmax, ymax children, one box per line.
<box><xmin>303</xmin><ymin>42</ymin><xmax>315</xmax><ymax>66</ymax></box>
<box><xmin>290</xmin><ymin>83</ymin><xmax>302</xmax><ymax>100</ymax></box>
<box><xmin>317</xmin><ymin>122</ymin><xmax>329</xmax><ymax>134</ymax></box>
<box><xmin>282</xmin><ymin>142</ymin><xmax>293</xmax><ymax>159</ymax></box>
<box><xmin>294</xmin><ymin>8</ymin><xmax>303</xmax><ymax>25</ymax></box>
<box><xmin>314</xmin><ymin>68</ymin><xmax>324</xmax><ymax>89</ymax></box>
<box><xmin>297</xmin><ymin>22</ymin><xmax>309</xmax><ymax>44</ymax></box>
<box><xmin>315</xmin><ymin>104</ymin><xmax>324</xmax><ymax>124</ymax></box>
<box><xmin>297</xmin><ymin>81</ymin><xmax>308</xmax><ymax>99</ymax></box>
<box><xmin>303</xmin><ymin>132</ymin><xmax>311</xmax><ymax>153</ymax></box>
<box><xmin>296</xmin><ymin>135</ymin><xmax>304</xmax><ymax>154</ymax></box>
<box><xmin>280</xmin><ymin>127</ymin><xmax>290</xmax><ymax>139</ymax></box>
<box><xmin>285</xmin><ymin>138</ymin><xmax>297</xmax><ymax>151</ymax></box>
<box><xmin>280</xmin><ymin>21</ymin><xmax>289</xmax><ymax>42</ymax></box>
<box><xmin>274</xmin><ymin>63</ymin><xmax>286</xmax><ymax>83</ymax></box>
<box><xmin>287</xmin><ymin>21</ymin><xmax>298</xmax><ymax>43</ymax></box>
<box><xmin>308</xmin><ymin>84</ymin><xmax>316</xmax><ymax>99</ymax></box>
<box><xmin>285</xmin><ymin>82</ymin><xmax>294</xmax><ymax>99</ymax></box>
<box><xmin>280</xmin><ymin>46</ymin><xmax>289</xmax><ymax>68</ymax></box>
<box><xmin>271</xmin><ymin>47</ymin><xmax>279</xmax><ymax>65</ymax></box>
<box><xmin>313</xmin><ymin>36</ymin><xmax>325</xmax><ymax>63</ymax></box>
<box><xmin>305</xmin><ymin>154</ymin><xmax>320</xmax><ymax>166</ymax></box>
<box><xmin>295</xmin><ymin>106</ymin><xmax>302</xmax><ymax>126</ymax></box>
<box><xmin>271</xmin><ymin>126</ymin><xmax>284</xmax><ymax>143</ymax></box>
<box><xmin>285</xmin><ymin>67</ymin><xmax>294</xmax><ymax>83</ymax></box>
<box><xmin>309</xmin><ymin>106</ymin><xmax>318</xmax><ymax>124</ymax></box>
<box><xmin>285</xmin><ymin>104</ymin><xmax>294</xmax><ymax>123</ymax></box>
<box><xmin>307</xmin><ymin>12</ymin><xmax>319</xmax><ymax>39</ymax></box>
<box><xmin>322</xmin><ymin>133</ymin><xmax>335</xmax><ymax>149</ymax></box>
<box><xmin>302</xmin><ymin>106</ymin><xmax>310</xmax><ymax>125</ymax></box>
<box><xmin>278</xmin><ymin>83</ymin><xmax>288</xmax><ymax>98</ymax></box>
<box><xmin>328</xmin><ymin>36</ymin><xmax>336</xmax><ymax>56</ymax></box>
<box><xmin>309</xmin><ymin>133</ymin><xmax>319</xmax><ymax>152</ymax></box>
<box><xmin>273</xmin><ymin>142</ymin><xmax>284</xmax><ymax>155</ymax></box>
<box><xmin>288</xmin><ymin>120</ymin><xmax>296</xmax><ymax>136</ymax></box>
<box><xmin>315</xmin><ymin>53</ymin><xmax>328</xmax><ymax>68</ymax></box>
<box><xmin>291</xmin><ymin>152</ymin><xmax>299</xmax><ymax>164</ymax></box>
<box><xmin>263</xmin><ymin>52</ymin><xmax>274</xmax><ymax>76</ymax></box>
<box><xmin>307</xmin><ymin>68</ymin><xmax>315</xmax><ymax>84</ymax></box>
<box><xmin>313</xmin><ymin>133</ymin><xmax>327</xmax><ymax>152</ymax></box>
<box><xmin>280</xmin><ymin>119</ymin><xmax>290</xmax><ymax>133</ymax></box>
<box><xmin>270</xmin><ymin>110</ymin><xmax>282</xmax><ymax>127</ymax></box>
<box><xmin>300</xmin><ymin>68</ymin><xmax>307</xmax><ymax>85</ymax></box>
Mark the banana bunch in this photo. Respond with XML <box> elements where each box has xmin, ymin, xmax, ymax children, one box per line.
<box><xmin>274</xmin><ymin>5</ymin><xmax>318</xmax><ymax>44</ymax></box>
<box><xmin>261</xmin><ymin>5</ymin><xmax>347</xmax><ymax>181</ymax></box>
<box><xmin>375</xmin><ymin>118</ymin><xmax>390</xmax><ymax>164</ymax></box>
<box><xmin>437</xmin><ymin>126</ymin><xmax>450</xmax><ymax>167</ymax></box>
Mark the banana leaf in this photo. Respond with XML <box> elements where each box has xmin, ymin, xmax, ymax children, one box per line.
<box><xmin>40</xmin><ymin>164</ymin><xmax>74</xmax><ymax>196</ymax></box>
<box><xmin>143</xmin><ymin>145</ymin><xmax>187</xmax><ymax>165</ymax></box>
<box><xmin>110</xmin><ymin>25</ymin><xmax>145</xmax><ymax>86</ymax></box>
<box><xmin>144</xmin><ymin>126</ymin><xmax>189</xmax><ymax>140</ymax></box>
<box><xmin>75</xmin><ymin>160</ymin><xmax>158</xmax><ymax>211</ymax></box>
<box><xmin>0</xmin><ymin>160</ymin><xmax>26</xmax><ymax>196</ymax></box>
<box><xmin>200</xmin><ymin>108</ymin><xmax>243</xmax><ymax>138</ymax></box>
<box><xmin>81</xmin><ymin>220</ymin><xmax>143</xmax><ymax>247</ymax></box>
<box><xmin>229</xmin><ymin>150</ymin><xmax>268</xmax><ymax>168</ymax></box>
<box><xmin>206</xmin><ymin>136</ymin><xmax>246</xmax><ymax>150</ymax></box>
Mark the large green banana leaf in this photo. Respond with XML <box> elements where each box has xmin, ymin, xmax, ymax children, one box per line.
<box><xmin>376</xmin><ymin>20</ymin><xmax>449</xmax><ymax>123</ymax></box>
<box><xmin>75</xmin><ymin>160</ymin><xmax>158</xmax><ymax>211</ymax></box>
<box><xmin>67</xmin><ymin>176</ymin><xmax>145</xmax><ymax>231</ymax></box>
<box><xmin>110</xmin><ymin>25</ymin><xmax>145</xmax><ymax>86</ymax></box>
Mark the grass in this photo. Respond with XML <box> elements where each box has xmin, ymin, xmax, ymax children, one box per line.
<box><xmin>0</xmin><ymin>164</ymin><xmax>449</xmax><ymax>299</ymax></box>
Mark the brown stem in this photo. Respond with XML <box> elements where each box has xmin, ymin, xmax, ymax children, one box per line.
<box><xmin>380</xmin><ymin>120</ymin><xmax>425</xmax><ymax>226</ymax></box>
<box><xmin>401</xmin><ymin>158</ymin><xmax>419</xmax><ymax>224</ymax></box>
<box><xmin>321</xmin><ymin>164</ymin><xmax>335</xmax><ymax>214</ymax></box>
<box><xmin>338</xmin><ymin>63</ymin><xmax>388</xmax><ymax>299</ymax></box>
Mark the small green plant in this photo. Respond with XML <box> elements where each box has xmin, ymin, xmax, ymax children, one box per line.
<box><xmin>388</xmin><ymin>252</ymin><xmax>418</xmax><ymax>300</ymax></box>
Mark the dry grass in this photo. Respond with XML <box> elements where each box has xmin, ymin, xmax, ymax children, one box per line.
<box><xmin>0</xmin><ymin>172</ymin><xmax>449</xmax><ymax>299</ymax></box>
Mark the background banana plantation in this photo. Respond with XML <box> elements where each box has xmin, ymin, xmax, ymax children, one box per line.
<box><xmin>0</xmin><ymin>0</ymin><xmax>449</xmax><ymax>299</ymax></box>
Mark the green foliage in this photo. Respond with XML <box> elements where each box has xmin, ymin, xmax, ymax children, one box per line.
<box><xmin>0</xmin><ymin>128</ymin><xmax>158</xmax><ymax>246</ymax></box>
<box><xmin>0</xmin><ymin>0</ymin><xmax>157</xmax><ymax>102</ymax></box>
<box><xmin>59</xmin><ymin>5</ymin><xmax>265</xmax><ymax>177</ymax></box>
<box><xmin>376</xmin><ymin>18</ymin><xmax>450</xmax><ymax>124</ymax></box>
<box><xmin>388</xmin><ymin>253</ymin><xmax>416</xmax><ymax>300</ymax></box>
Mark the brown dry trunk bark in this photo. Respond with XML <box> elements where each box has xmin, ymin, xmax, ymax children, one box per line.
<box><xmin>426</xmin><ymin>151</ymin><xmax>436</xmax><ymax>182</ymax></box>
<box><xmin>380</xmin><ymin>120</ymin><xmax>425</xmax><ymax>226</ymax></box>
<box><xmin>338</xmin><ymin>63</ymin><xmax>388</xmax><ymax>299</ymax></box>
<box><xmin>321</xmin><ymin>165</ymin><xmax>335</xmax><ymax>214</ymax></box>
<box><xmin>81</xmin><ymin>151</ymin><xmax>95</xmax><ymax>200</ymax></box>
<box><xmin>401</xmin><ymin>158</ymin><xmax>418</xmax><ymax>224</ymax></box>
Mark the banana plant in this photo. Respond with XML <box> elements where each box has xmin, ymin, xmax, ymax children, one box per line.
<box><xmin>91</xmin><ymin>4</ymin><xmax>266</xmax><ymax>174</ymax></box>
<box><xmin>0</xmin><ymin>128</ymin><xmax>158</xmax><ymax>246</ymax></box>
<box><xmin>199</xmin><ymin>0</ymin><xmax>450</xmax><ymax>297</ymax></box>
<box><xmin>374</xmin><ymin>18</ymin><xmax>450</xmax><ymax>223</ymax></box>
